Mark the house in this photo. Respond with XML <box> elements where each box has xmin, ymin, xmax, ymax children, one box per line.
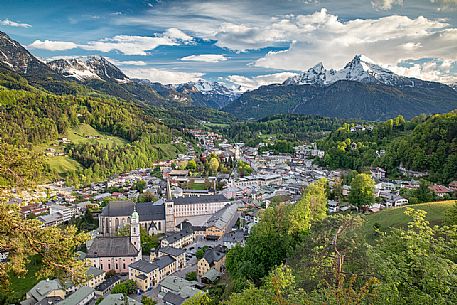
<box><xmin>85</xmin><ymin>267</ymin><xmax>105</xmax><ymax>288</ymax></box>
<box><xmin>328</xmin><ymin>200</ymin><xmax>339</xmax><ymax>213</ymax></box>
<box><xmin>128</xmin><ymin>259</ymin><xmax>158</xmax><ymax>291</ymax></box>
<box><xmin>94</xmin><ymin>275</ymin><xmax>121</xmax><ymax>296</ymax></box>
<box><xmin>449</xmin><ymin>181</ymin><xmax>457</xmax><ymax>192</ymax></box>
<box><xmin>201</xmin><ymin>268</ymin><xmax>222</xmax><ymax>284</ymax></box>
<box><xmin>23</xmin><ymin>279</ymin><xmax>66</xmax><ymax>305</ymax></box>
<box><xmin>197</xmin><ymin>247</ymin><xmax>226</xmax><ymax>277</ymax></box>
<box><xmin>342</xmin><ymin>185</ymin><xmax>351</xmax><ymax>196</ymax></box>
<box><xmin>370</xmin><ymin>168</ymin><xmax>386</xmax><ymax>180</ymax></box>
<box><xmin>222</xmin><ymin>230</ymin><xmax>245</xmax><ymax>249</ymax></box>
<box><xmin>58</xmin><ymin>286</ymin><xmax>95</xmax><ymax>305</ymax></box>
<box><xmin>161</xmin><ymin>228</ymin><xmax>194</xmax><ymax>249</ymax></box>
<box><xmin>205</xmin><ymin>204</ymin><xmax>238</xmax><ymax>240</ymax></box>
<box><xmin>154</xmin><ymin>247</ymin><xmax>186</xmax><ymax>270</ymax></box>
<box><xmin>98</xmin><ymin>293</ymin><xmax>141</xmax><ymax>305</ymax></box>
<box><xmin>159</xmin><ymin>276</ymin><xmax>202</xmax><ymax>303</ymax></box>
<box><xmin>49</xmin><ymin>205</ymin><xmax>77</xmax><ymax>223</ymax></box>
<box><xmin>429</xmin><ymin>184</ymin><xmax>452</xmax><ymax>198</ymax></box>
<box><xmin>386</xmin><ymin>195</ymin><xmax>408</xmax><ymax>207</ymax></box>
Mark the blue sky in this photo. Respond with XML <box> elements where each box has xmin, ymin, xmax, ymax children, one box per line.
<box><xmin>1</xmin><ymin>0</ymin><xmax>456</xmax><ymax>89</ymax></box>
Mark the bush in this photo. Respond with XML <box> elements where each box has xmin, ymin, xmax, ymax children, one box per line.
<box><xmin>185</xmin><ymin>271</ymin><xmax>197</xmax><ymax>281</ymax></box>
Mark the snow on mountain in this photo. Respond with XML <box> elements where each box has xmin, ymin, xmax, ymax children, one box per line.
<box><xmin>47</xmin><ymin>56</ymin><xmax>129</xmax><ymax>83</ymax></box>
<box><xmin>175</xmin><ymin>79</ymin><xmax>241</xmax><ymax>97</ymax></box>
<box><xmin>284</xmin><ymin>55</ymin><xmax>412</xmax><ymax>87</ymax></box>
<box><xmin>0</xmin><ymin>31</ymin><xmax>42</xmax><ymax>74</ymax></box>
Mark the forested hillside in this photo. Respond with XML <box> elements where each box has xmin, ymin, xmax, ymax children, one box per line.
<box><xmin>0</xmin><ymin>84</ymin><xmax>183</xmax><ymax>187</ymax></box>
<box><xmin>219</xmin><ymin>114</ymin><xmax>344</xmax><ymax>146</ymax></box>
<box><xmin>318</xmin><ymin>112</ymin><xmax>457</xmax><ymax>183</ymax></box>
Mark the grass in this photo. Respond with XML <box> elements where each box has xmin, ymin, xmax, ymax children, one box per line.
<box><xmin>361</xmin><ymin>200</ymin><xmax>456</xmax><ymax>242</ymax></box>
<box><xmin>7</xmin><ymin>257</ymin><xmax>42</xmax><ymax>302</ymax></box>
<box><xmin>46</xmin><ymin>155</ymin><xmax>83</xmax><ymax>174</ymax></box>
<box><xmin>154</xmin><ymin>143</ymin><xmax>184</xmax><ymax>159</ymax></box>
<box><xmin>190</xmin><ymin>183</ymin><xmax>208</xmax><ymax>190</ymax></box>
<box><xmin>65</xmin><ymin>123</ymin><xmax>127</xmax><ymax>146</ymax></box>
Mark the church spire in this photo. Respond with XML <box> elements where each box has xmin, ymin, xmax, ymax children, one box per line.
<box><xmin>130</xmin><ymin>203</ymin><xmax>141</xmax><ymax>252</ymax></box>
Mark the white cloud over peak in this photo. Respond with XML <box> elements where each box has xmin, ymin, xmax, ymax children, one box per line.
<box><xmin>251</xmin><ymin>9</ymin><xmax>457</xmax><ymax>76</ymax></box>
<box><xmin>371</xmin><ymin>0</ymin><xmax>403</xmax><ymax>10</ymax></box>
<box><xmin>29</xmin><ymin>40</ymin><xmax>77</xmax><ymax>51</ymax></box>
<box><xmin>28</xmin><ymin>28</ymin><xmax>193</xmax><ymax>55</ymax></box>
<box><xmin>389</xmin><ymin>59</ymin><xmax>457</xmax><ymax>84</ymax></box>
<box><xmin>0</xmin><ymin>18</ymin><xmax>32</xmax><ymax>28</ymax></box>
<box><xmin>122</xmin><ymin>67</ymin><xmax>203</xmax><ymax>84</ymax></box>
<box><xmin>226</xmin><ymin>72</ymin><xmax>297</xmax><ymax>92</ymax></box>
<box><xmin>181</xmin><ymin>54</ymin><xmax>228</xmax><ymax>62</ymax></box>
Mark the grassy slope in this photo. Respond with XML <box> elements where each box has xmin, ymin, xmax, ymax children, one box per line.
<box><xmin>46</xmin><ymin>156</ymin><xmax>83</xmax><ymax>174</ymax></box>
<box><xmin>65</xmin><ymin>123</ymin><xmax>127</xmax><ymax>146</ymax></box>
<box><xmin>361</xmin><ymin>200</ymin><xmax>456</xmax><ymax>242</ymax></box>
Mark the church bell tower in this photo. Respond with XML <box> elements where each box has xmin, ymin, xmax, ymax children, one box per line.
<box><xmin>130</xmin><ymin>204</ymin><xmax>141</xmax><ymax>252</ymax></box>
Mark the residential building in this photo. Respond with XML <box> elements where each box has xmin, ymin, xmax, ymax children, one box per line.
<box><xmin>58</xmin><ymin>286</ymin><xmax>94</xmax><ymax>305</ymax></box>
<box><xmin>23</xmin><ymin>279</ymin><xmax>66</xmax><ymax>304</ymax></box>
<box><xmin>160</xmin><ymin>228</ymin><xmax>194</xmax><ymax>248</ymax></box>
<box><xmin>85</xmin><ymin>267</ymin><xmax>105</xmax><ymax>288</ymax></box>
<box><xmin>429</xmin><ymin>184</ymin><xmax>453</xmax><ymax>197</ymax></box>
<box><xmin>222</xmin><ymin>230</ymin><xmax>245</xmax><ymax>249</ymax></box>
<box><xmin>98</xmin><ymin>294</ymin><xmax>141</xmax><ymax>305</ymax></box>
<box><xmin>204</xmin><ymin>204</ymin><xmax>238</xmax><ymax>240</ymax></box>
<box><xmin>197</xmin><ymin>247</ymin><xmax>226</xmax><ymax>277</ymax></box>
<box><xmin>159</xmin><ymin>276</ymin><xmax>202</xmax><ymax>303</ymax></box>
<box><xmin>94</xmin><ymin>276</ymin><xmax>121</xmax><ymax>296</ymax></box>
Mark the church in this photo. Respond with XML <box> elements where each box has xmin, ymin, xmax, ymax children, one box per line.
<box><xmin>87</xmin><ymin>207</ymin><xmax>142</xmax><ymax>273</ymax></box>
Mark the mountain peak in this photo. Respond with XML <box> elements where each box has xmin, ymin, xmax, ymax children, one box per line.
<box><xmin>284</xmin><ymin>54</ymin><xmax>409</xmax><ymax>87</ymax></box>
<box><xmin>47</xmin><ymin>56</ymin><xmax>129</xmax><ymax>83</ymax></box>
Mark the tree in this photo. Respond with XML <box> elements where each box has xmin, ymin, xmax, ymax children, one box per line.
<box><xmin>288</xmin><ymin>179</ymin><xmax>328</xmax><ymax>236</ymax></box>
<box><xmin>141</xmin><ymin>295</ymin><xmax>157</xmax><ymax>305</ymax></box>
<box><xmin>368</xmin><ymin>208</ymin><xmax>457</xmax><ymax>304</ymax></box>
<box><xmin>196</xmin><ymin>246</ymin><xmax>208</xmax><ymax>260</ymax></box>
<box><xmin>186</xmin><ymin>159</ymin><xmax>197</xmax><ymax>171</ymax></box>
<box><xmin>0</xmin><ymin>202</ymin><xmax>89</xmax><ymax>288</ymax></box>
<box><xmin>444</xmin><ymin>201</ymin><xmax>457</xmax><ymax>225</ymax></box>
<box><xmin>111</xmin><ymin>279</ymin><xmax>137</xmax><ymax>295</ymax></box>
<box><xmin>185</xmin><ymin>271</ymin><xmax>197</xmax><ymax>281</ymax></box>
<box><xmin>348</xmin><ymin>173</ymin><xmax>375</xmax><ymax>207</ymax></box>
<box><xmin>133</xmin><ymin>180</ymin><xmax>147</xmax><ymax>193</ymax></box>
<box><xmin>182</xmin><ymin>292</ymin><xmax>212</xmax><ymax>305</ymax></box>
<box><xmin>208</xmin><ymin>157</ymin><xmax>219</xmax><ymax>174</ymax></box>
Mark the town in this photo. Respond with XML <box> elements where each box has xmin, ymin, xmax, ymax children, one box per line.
<box><xmin>3</xmin><ymin>127</ymin><xmax>456</xmax><ymax>305</ymax></box>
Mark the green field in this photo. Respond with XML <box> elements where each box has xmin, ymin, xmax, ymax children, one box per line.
<box><xmin>190</xmin><ymin>183</ymin><xmax>208</xmax><ymax>190</ymax></box>
<box><xmin>46</xmin><ymin>155</ymin><xmax>83</xmax><ymax>174</ymax></box>
<box><xmin>6</xmin><ymin>257</ymin><xmax>42</xmax><ymax>302</ymax></box>
<box><xmin>66</xmin><ymin>123</ymin><xmax>127</xmax><ymax>146</ymax></box>
<box><xmin>361</xmin><ymin>200</ymin><xmax>455</xmax><ymax>241</ymax></box>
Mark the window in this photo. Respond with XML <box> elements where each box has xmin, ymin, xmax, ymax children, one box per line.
<box><xmin>123</xmin><ymin>263</ymin><xmax>126</xmax><ymax>269</ymax></box>
<box><xmin>108</xmin><ymin>264</ymin><xmax>111</xmax><ymax>270</ymax></box>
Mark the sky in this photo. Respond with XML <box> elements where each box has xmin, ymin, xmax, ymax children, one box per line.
<box><xmin>1</xmin><ymin>0</ymin><xmax>457</xmax><ymax>89</ymax></box>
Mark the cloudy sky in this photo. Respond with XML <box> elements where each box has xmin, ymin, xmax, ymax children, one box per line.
<box><xmin>1</xmin><ymin>0</ymin><xmax>457</xmax><ymax>89</ymax></box>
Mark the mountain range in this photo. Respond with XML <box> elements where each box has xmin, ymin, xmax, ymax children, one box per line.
<box><xmin>1</xmin><ymin>30</ymin><xmax>457</xmax><ymax>121</ymax></box>
<box><xmin>225</xmin><ymin>55</ymin><xmax>457</xmax><ymax>120</ymax></box>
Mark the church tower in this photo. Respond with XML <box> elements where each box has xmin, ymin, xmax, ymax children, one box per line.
<box><xmin>130</xmin><ymin>205</ymin><xmax>141</xmax><ymax>252</ymax></box>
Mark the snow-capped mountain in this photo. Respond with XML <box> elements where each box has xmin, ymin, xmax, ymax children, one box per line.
<box><xmin>175</xmin><ymin>79</ymin><xmax>240</xmax><ymax>97</ymax></box>
<box><xmin>284</xmin><ymin>55</ymin><xmax>412</xmax><ymax>87</ymax></box>
<box><xmin>48</xmin><ymin>56</ymin><xmax>129</xmax><ymax>83</ymax></box>
<box><xmin>174</xmin><ymin>79</ymin><xmax>241</xmax><ymax>109</ymax></box>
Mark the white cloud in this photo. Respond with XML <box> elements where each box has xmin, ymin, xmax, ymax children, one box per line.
<box><xmin>0</xmin><ymin>18</ymin><xmax>31</xmax><ymax>28</ymax></box>
<box><xmin>28</xmin><ymin>28</ymin><xmax>193</xmax><ymax>55</ymax></box>
<box><xmin>122</xmin><ymin>67</ymin><xmax>203</xmax><ymax>84</ymax></box>
<box><xmin>250</xmin><ymin>9</ymin><xmax>457</xmax><ymax>81</ymax></box>
<box><xmin>226</xmin><ymin>72</ymin><xmax>297</xmax><ymax>92</ymax></box>
<box><xmin>181</xmin><ymin>54</ymin><xmax>228</xmax><ymax>62</ymax></box>
<box><xmin>105</xmin><ymin>58</ymin><xmax>148</xmax><ymax>66</ymax></box>
<box><xmin>371</xmin><ymin>0</ymin><xmax>403</xmax><ymax>10</ymax></box>
<box><xmin>389</xmin><ymin>59</ymin><xmax>457</xmax><ymax>84</ymax></box>
<box><xmin>29</xmin><ymin>40</ymin><xmax>78</xmax><ymax>51</ymax></box>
